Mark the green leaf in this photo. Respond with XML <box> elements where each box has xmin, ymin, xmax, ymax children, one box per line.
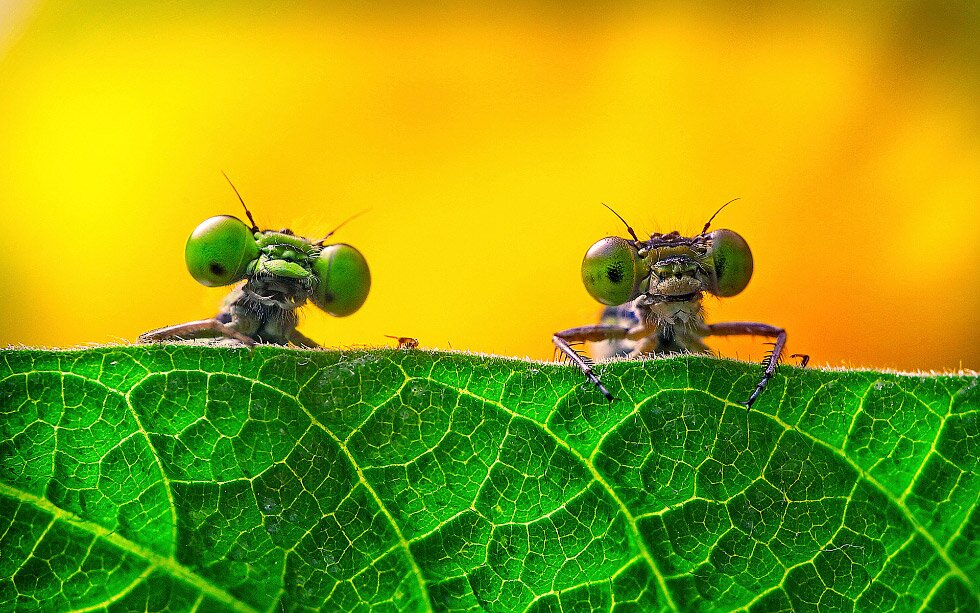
<box><xmin>1</xmin><ymin>346</ymin><xmax>977</xmax><ymax>612</ymax></box>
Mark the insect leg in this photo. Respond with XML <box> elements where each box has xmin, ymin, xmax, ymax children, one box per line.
<box><xmin>707</xmin><ymin>321</ymin><xmax>787</xmax><ymax>409</ymax></box>
<box><xmin>553</xmin><ymin>324</ymin><xmax>632</xmax><ymax>402</ymax></box>
<box><xmin>139</xmin><ymin>319</ymin><xmax>256</xmax><ymax>347</ymax></box>
<box><xmin>289</xmin><ymin>329</ymin><xmax>322</xmax><ymax>349</ymax></box>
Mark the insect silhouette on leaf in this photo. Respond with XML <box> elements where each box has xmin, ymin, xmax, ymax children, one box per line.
<box><xmin>385</xmin><ymin>335</ymin><xmax>420</xmax><ymax>349</ymax></box>
<box><xmin>140</xmin><ymin>175</ymin><xmax>370</xmax><ymax>348</ymax></box>
<box><xmin>553</xmin><ymin>200</ymin><xmax>807</xmax><ymax>408</ymax></box>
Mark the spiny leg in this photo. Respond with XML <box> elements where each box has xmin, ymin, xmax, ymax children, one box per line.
<box><xmin>707</xmin><ymin>321</ymin><xmax>788</xmax><ymax>409</ymax></box>
<box><xmin>289</xmin><ymin>329</ymin><xmax>321</xmax><ymax>349</ymax></box>
<box><xmin>553</xmin><ymin>324</ymin><xmax>631</xmax><ymax>401</ymax></box>
<box><xmin>139</xmin><ymin>319</ymin><xmax>256</xmax><ymax>347</ymax></box>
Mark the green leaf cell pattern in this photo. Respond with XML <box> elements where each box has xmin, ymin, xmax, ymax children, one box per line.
<box><xmin>0</xmin><ymin>346</ymin><xmax>977</xmax><ymax>612</ymax></box>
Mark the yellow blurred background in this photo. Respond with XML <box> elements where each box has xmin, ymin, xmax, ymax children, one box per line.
<box><xmin>1</xmin><ymin>1</ymin><xmax>977</xmax><ymax>372</ymax></box>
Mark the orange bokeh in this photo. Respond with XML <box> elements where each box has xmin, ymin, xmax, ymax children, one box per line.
<box><xmin>1</xmin><ymin>2</ymin><xmax>977</xmax><ymax>372</ymax></box>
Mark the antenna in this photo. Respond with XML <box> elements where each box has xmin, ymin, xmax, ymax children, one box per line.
<box><xmin>700</xmin><ymin>198</ymin><xmax>739</xmax><ymax>235</ymax></box>
<box><xmin>316</xmin><ymin>209</ymin><xmax>369</xmax><ymax>245</ymax></box>
<box><xmin>602</xmin><ymin>203</ymin><xmax>641</xmax><ymax>242</ymax></box>
<box><xmin>221</xmin><ymin>171</ymin><xmax>259</xmax><ymax>231</ymax></box>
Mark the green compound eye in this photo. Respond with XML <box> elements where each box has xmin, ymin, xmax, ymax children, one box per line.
<box><xmin>184</xmin><ymin>216</ymin><xmax>260</xmax><ymax>287</ymax></box>
<box><xmin>581</xmin><ymin>237</ymin><xmax>646</xmax><ymax>305</ymax></box>
<box><xmin>707</xmin><ymin>229</ymin><xmax>753</xmax><ymax>297</ymax></box>
<box><xmin>312</xmin><ymin>243</ymin><xmax>371</xmax><ymax>316</ymax></box>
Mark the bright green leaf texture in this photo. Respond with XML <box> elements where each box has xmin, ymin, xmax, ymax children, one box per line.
<box><xmin>1</xmin><ymin>346</ymin><xmax>978</xmax><ymax>612</ymax></box>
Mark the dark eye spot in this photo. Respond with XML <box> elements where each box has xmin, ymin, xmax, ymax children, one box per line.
<box><xmin>210</xmin><ymin>263</ymin><xmax>226</xmax><ymax>276</ymax></box>
<box><xmin>606</xmin><ymin>262</ymin><xmax>624</xmax><ymax>284</ymax></box>
<box><xmin>320</xmin><ymin>291</ymin><xmax>334</xmax><ymax>303</ymax></box>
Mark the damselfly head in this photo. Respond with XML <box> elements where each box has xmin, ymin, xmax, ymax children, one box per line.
<box><xmin>183</xmin><ymin>175</ymin><xmax>371</xmax><ymax>316</ymax></box>
<box><xmin>581</xmin><ymin>200</ymin><xmax>753</xmax><ymax>306</ymax></box>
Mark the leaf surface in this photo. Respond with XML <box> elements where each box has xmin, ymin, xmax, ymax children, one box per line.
<box><xmin>0</xmin><ymin>347</ymin><xmax>977</xmax><ymax>612</ymax></box>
